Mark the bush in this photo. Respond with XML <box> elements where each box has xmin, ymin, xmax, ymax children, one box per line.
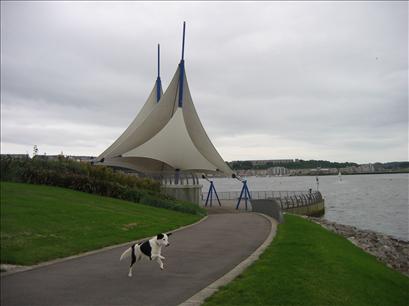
<box><xmin>0</xmin><ymin>156</ymin><xmax>159</xmax><ymax>191</ymax></box>
<box><xmin>0</xmin><ymin>156</ymin><xmax>205</xmax><ymax>216</ymax></box>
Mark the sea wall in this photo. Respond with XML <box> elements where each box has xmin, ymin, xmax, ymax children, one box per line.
<box><xmin>252</xmin><ymin>198</ymin><xmax>325</xmax><ymax>220</ymax></box>
<box><xmin>251</xmin><ymin>199</ymin><xmax>284</xmax><ymax>223</ymax></box>
<box><xmin>309</xmin><ymin>217</ymin><xmax>409</xmax><ymax>277</ymax></box>
<box><xmin>284</xmin><ymin>200</ymin><xmax>325</xmax><ymax>217</ymax></box>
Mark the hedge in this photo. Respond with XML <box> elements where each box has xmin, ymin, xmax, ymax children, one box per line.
<box><xmin>0</xmin><ymin>156</ymin><xmax>205</xmax><ymax>216</ymax></box>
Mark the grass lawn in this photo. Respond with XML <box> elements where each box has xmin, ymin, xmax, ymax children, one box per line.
<box><xmin>204</xmin><ymin>214</ymin><xmax>409</xmax><ymax>306</ymax></box>
<box><xmin>0</xmin><ymin>182</ymin><xmax>203</xmax><ymax>265</ymax></box>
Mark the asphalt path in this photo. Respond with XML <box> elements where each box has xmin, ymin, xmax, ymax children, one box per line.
<box><xmin>1</xmin><ymin>213</ymin><xmax>271</xmax><ymax>306</ymax></box>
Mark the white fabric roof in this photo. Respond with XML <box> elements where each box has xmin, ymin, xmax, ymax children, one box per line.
<box><xmin>98</xmin><ymin>81</ymin><xmax>163</xmax><ymax>159</ymax></box>
<box><xmin>97</xmin><ymin>64</ymin><xmax>233</xmax><ymax>176</ymax></box>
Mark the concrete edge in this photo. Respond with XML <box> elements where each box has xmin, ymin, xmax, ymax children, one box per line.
<box><xmin>178</xmin><ymin>213</ymin><xmax>278</xmax><ymax>306</ymax></box>
<box><xmin>1</xmin><ymin>214</ymin><xmax>209</xmax><ymax>277</ymax></box>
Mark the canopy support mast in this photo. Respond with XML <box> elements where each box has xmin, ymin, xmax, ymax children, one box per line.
<box><xmin>178</xmin><ymin>21</ymin><xmax>186</xmax><ymax>107</ymax></box>
<box><xmin>156</xmin><ymin>44</ymin><xmax>162</xmax><ymax>102</ymax></box>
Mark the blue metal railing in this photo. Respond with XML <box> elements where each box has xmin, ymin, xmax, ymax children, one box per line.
<box><xmin>201</xmin><ymin>190</ymin><xmax>323</xmax><ymax>209</ymax></box>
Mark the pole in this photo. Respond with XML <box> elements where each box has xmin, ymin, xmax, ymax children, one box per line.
<box><xmin>181</xmin><ymin>21</ymin><xmax>186</xmax><ymax>61</ymax></box>
<box><xmin>204</xmin><ymin>181</ymin><xmax>222</xmax><ymax>207</ymax></box>
<box><xmin>210</xmin><ymin>186</ymin><xmax>213</xmax><ymax>207</ymax></box>
<box><xmin>205</xmin><ymin>188</ymin><xmax>212</xmax><ymax>207</ymax></box>
<box><xmin>156</xmin><ymin>44</ymin><xmax>162</xmax><ymax>102</ymax></box>
<box><xmin>213</xmin><ymin>183</ymin><xmax>222</xmax><ymax>207</ymax></box>
<box><xmin>244</xmin><ymin>182</ymin><xmax>248</xmax><ymax>211</ymax></box>
<box><xmin>158</xmin><ymin>44</ymin><xmax>160</xmax><ymax>77</ymax></box>
<box><xmin>236</xmin><ymin>180</ymin><xmax>252</xmax><ymax>210</ymax></box>
<box><xmin>236</xmin><ymin>185</ymin><xmax>245</xmax><ymax>210</ymax></box>
<box><xmin>178</xmin><ymin>22</ymin><xmax>186</xmax><ymax>107</ymax></box>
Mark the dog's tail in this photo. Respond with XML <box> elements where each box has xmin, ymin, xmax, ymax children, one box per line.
<box><xmin>120</xmin><ymin>247</ymin><xmax>132</xmax><ymax>261</ymax></box>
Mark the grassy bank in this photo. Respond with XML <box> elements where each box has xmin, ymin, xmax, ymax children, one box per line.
<box><xmin>204</xmin><ymin>214</ymin><xmax>409</xmax><ymax>306</ymax></box>
<box><xmin>0</xmin><ymin>157</ymin><xmax>205</xmax><ymax>216</ymax></box>
<box><xmin>0</xmin><ymin>182</ymin><xmax>202</xmax><ymax>265</ymax></box>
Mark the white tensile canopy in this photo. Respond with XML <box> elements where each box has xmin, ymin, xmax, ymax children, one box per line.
<box><xmin>96</xmin><ymin>26</ymin><xmax>233</xmax><ymax>177</ymax></box>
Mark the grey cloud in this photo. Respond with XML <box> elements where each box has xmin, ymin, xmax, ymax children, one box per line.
<box><xmin>1</xmin><ymin>1</ymin><xmax>407</xmax><ymax>163</ymax></box>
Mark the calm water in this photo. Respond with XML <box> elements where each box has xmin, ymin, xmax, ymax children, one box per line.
<box><xmin>201</xmin><ymin>173</ymin><xmax>409</xmax><ymax>241</ymax></box>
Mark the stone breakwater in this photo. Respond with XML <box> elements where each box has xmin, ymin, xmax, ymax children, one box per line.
<box><xmin>308</xmin><ymin>217</ymin><xmax>409</xmax><ymax>277</ymax></box>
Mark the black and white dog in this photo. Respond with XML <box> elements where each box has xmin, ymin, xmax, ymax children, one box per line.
<box><xmin>120</xmin><ymin>233</ymin><xmax>172</xmax><ymax>277</ymax></box>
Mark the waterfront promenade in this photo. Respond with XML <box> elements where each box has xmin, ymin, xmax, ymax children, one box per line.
<box><xmin>1</xmin><ymin>213</ymin><xmax>273</xmax><ymax>306</ymax></box>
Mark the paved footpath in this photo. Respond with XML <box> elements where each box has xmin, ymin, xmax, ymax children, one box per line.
<box><xmin>1</xmin><ymin>213</ymin><xmax>271</xmax><ymax>306</ymax></box>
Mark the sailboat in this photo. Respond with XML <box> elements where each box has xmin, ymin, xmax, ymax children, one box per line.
<box><xmin>338</xmin><ymin>170</ymin><xmax>342</xmax><ymax>182</ymax></box>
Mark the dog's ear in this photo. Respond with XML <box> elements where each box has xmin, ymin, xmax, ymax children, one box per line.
<box><xmin>157</xmin><ymin>234</ymin><xmax>164</xmax><ymax>239</ymax></box>
<box><xmin>167</xmin><ymin>233</ymin><xmax>172</xmax><ymax>236</ymax></box>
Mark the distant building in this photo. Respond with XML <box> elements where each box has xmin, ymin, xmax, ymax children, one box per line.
<box><xmin>310</xmin><ymin>168</ymin><xmax>338</xmax><ymax>175</ymax></box>
<box><xmin>338</xmin><ymin>164</ymin><xmax>376</xmax><ymax>174</ymax></box>
<box><xmin>248</xmin><ymin>159</ymin><xmax>294</xmax><ymax>166</ymax></box>
<box><xmin>236</xmin><ymin>169</ymin><xmax>257</xmax><ymax>177</ymax></box>
<box><xmin>268</xmin><ymin>167</ymin><xmax>290</xmax><ymax>176</ymax></box>
<box><xmin>358</xmin><ymin>163</ymin><xmax>375</xmax><ymax>173</ymax></box>
<box><xmin>289</xmin><ymin>168</ymin><xmax>311</xmax><ymax>176</ymax></box>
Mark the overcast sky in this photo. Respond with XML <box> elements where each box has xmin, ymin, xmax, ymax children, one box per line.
<box><xmin>1</xmin><ymin>1</ymin><xmax>408</xmax><ymax>163</ymax></box>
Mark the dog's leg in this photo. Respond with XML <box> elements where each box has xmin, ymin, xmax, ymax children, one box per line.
<box><xmin>128</xmin><ymin>244</ymin><xmax>137</xmax><ymax>277</ymax></box>
<box><xmin>159</xmin><ymin>255</ymin><xmax>165</xmax><ymax>260</ymax></box>
<box><xmin>155</xmin><ymin>256</ymin><xmax>164</xmax><ymax>270</ymax></box>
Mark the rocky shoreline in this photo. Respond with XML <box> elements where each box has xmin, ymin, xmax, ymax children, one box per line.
<box><xmin>308</xmin><ymin>217</ymin><xmax>409</xmax><ymax>277</ymax></box>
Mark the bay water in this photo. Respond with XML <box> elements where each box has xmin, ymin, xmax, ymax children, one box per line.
<box><xmin>201</xmin><ymin>173</ymin><xmax>409</xmax><ymax>241</ymax></box>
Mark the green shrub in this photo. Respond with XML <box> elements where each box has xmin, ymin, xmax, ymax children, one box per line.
<box><xmin>0</xmin><ymin>156</ymin><xmax>205</xmax><ymax>216</ymax></box>
<box><xmin>0</xmin><ymin>155</ymin><xmax>159</xmax><ymax>191</ymax></box>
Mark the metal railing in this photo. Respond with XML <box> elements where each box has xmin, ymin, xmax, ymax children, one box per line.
<box><xmin>201</xmin><ymin>190</ymin><xmax>323</xmax><ymax>210</ymax></box>
<box><xmin>274</xmin><ymin>191</ymin><xmax>323</xmax><ymax>210</ymax></box>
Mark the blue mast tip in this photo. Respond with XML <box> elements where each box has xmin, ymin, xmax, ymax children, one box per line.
<box><xmin>157</xmin><ymin>43</ymin><xmax>160</xmax><ymax>77</ymax></box>
<box><xmin>178</xmin><ymin>22</ymin><xmax>186</xmax><ymax>107</ymax></box>
<box><xmin>181</xmin><ymin>21</ymin><xmax>186</xmax><ymax>61</ymax></box>
<box><xmin>156</xmin><ymin>43</ymin><xmax>161</xmax><ymax>102</ymax></box>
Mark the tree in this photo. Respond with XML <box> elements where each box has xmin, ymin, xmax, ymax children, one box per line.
<box><xmin>33</xmin><ymin>145</ymin><xmax>39</xmax><ymax>157</ymax></box>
